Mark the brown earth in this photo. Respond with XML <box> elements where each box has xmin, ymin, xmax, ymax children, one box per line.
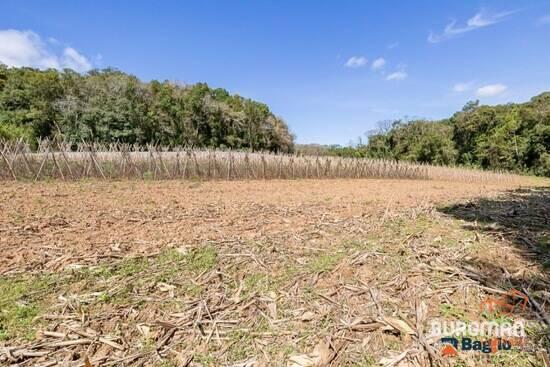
<box><xmin>0</xmin><ymin>178</ymin><xmax>548</xmax><ymax>367</ymax></box>
<box><xmin>0</xmin><ymin>179</ymin><xmax>534</xmax><ymax>275</ymax></box>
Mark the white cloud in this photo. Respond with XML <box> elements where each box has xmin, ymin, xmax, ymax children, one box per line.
<box><xmin>0</xmin><ymin>29</ymin><xmax>92</xmax><ymax>72</ymax></box>
<box><xmin>387</xmin><ymin>42</ymin><xmax>399</xmax><ymax>49</ymax></box>
<box><xmin>452</xmin><ymin>81</ymin><xmax>474</xmax><ymax>93</ymax></box>
<box><xmin>345</xmin><ymin>56</ymin><xmax>367</xmax><ymax>68</ymax></box>
<box><xmin>0</xmin><ymin>30</ymin><xmax>57</xmax><ymax>69</ymax></box>
<box><xmin>386</xmin><ymin>71</ymin><xmax>408</xmax><ymax>81</ymax></box>
<box><xmin>428</xmin><ymin>10</ymin><xmax>514</xmax><ymax>43</ymax></box>
<box><xmin>371</xmin><ymin>58</ymin><xmax>386</xmax><ymax>70</ymax></box>
<box><xmin>476</xmin><ymin>84</ymin><xmax>507</xmax><ymax>97</ymax></box>
<box><xmin>536</xmin><ymin>15</ymin><xmax>550</xmax><ymax>26</ymax></box>
<box><xmin>62</xmin><ymin>47</ymin><xmax>92</xmax><ymax>71</ymax></box>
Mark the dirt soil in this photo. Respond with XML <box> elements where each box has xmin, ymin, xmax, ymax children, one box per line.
<box><xmin>0</xmin><ymin>179</ymin><xmax>532</xmax><ymax>274</ymax></box>
<box><xmin>0</xmin><ymin>178</ymin><xmax>548</xmax><ymax>367</ymax></box>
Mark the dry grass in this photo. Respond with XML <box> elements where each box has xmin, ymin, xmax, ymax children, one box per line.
<box><xmin>0</xmin><ymin>139</ymin><xmax>526</xmax><ymax>184</ymax></box>
<box><xmin>0</xmin><ymin>178</ymin><xmax>549</xmax><ymax>366</ymax></box>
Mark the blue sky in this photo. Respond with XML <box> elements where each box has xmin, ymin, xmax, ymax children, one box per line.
<box><xmin>1</xmin><ymin>1</ymin><xmax>550</xmax><ymax>144</ymax></box>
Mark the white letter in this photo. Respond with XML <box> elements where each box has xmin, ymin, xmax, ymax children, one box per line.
<box><xmin>430</xmin><ymin>321</ymin><xmax>441</xmax><ymax>337</ymax></box>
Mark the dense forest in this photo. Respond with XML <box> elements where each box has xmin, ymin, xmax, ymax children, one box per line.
<box><xmin>319</xmin><ymin>95</ymin><xmax>550</xmax><ymax>176</ymax></box>
<box><xmin>0</xmin><ymin>66</ymin><xmax>295</xmax><ymax>152</ymax></box>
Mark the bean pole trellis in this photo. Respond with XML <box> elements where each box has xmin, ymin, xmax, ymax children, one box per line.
<box><xmin>0</xmin><ymin>139</ymin><xmax>520</xmax><ymax>183</ymax></box>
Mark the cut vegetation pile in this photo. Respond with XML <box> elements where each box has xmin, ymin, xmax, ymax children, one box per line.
<box><xmin>0</xmin><ymin>139</ymin><xmax>523</xmax><ymax>183</ymax></box>
<box><xmin>0</xmin><ymin>179</ymin><xmax>548</xmax><ymax>366</ymax></box>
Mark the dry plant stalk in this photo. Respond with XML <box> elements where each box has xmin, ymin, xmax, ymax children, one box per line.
<box><xmin>0</xmin><ymin>139</ymin><xmax>522</xmax><ymax>184</ymax></box>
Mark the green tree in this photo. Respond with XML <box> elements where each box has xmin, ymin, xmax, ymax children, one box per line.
<box><xmin>0</xmin><ymin>66</ymin><xmax>295</xmax><ymax>153</ymax></box>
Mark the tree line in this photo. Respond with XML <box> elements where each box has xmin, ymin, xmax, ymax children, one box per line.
<box><xmin>0</xmin><ymin>66</ymin><xmax>295</xmax><ymax>152</ymax></box>
<box><xmin>319</xmin><ymin>95</ymin><xmax>550</xmax><ymax>176</ymax></box>
<box><xmin>2</xmin><ymin>65</ymin><xmax>548</xmax><ymax>176</ymax></box>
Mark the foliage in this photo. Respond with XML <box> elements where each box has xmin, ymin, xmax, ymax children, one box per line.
<box><xmin>0</xmin><ymin>122</ymin><xmax>33</xmax><ymax>141</ymax></box>
<box><xmin>0</xmin><ymin>65</ymin><xmax>294</xmax><ymax>152</ymax></box>
<box><xmin>332</xmin><ymin>96</ymin><xmax>550</xmax><ymax>176</ymax></box>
